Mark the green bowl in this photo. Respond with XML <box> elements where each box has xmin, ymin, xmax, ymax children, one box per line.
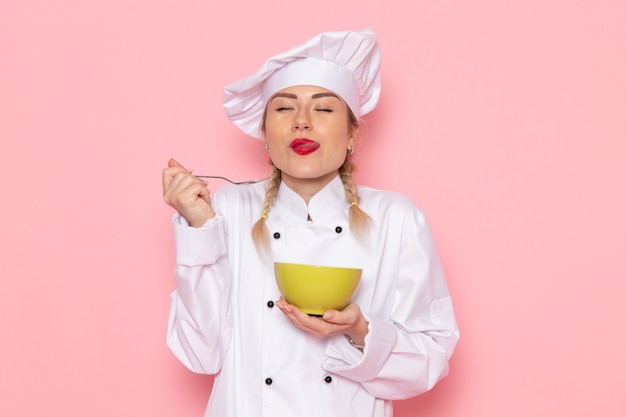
<box><xmin>274</xmin><ymin>262</ymin><xmax>362</xmax><ymax>315</ymax></box>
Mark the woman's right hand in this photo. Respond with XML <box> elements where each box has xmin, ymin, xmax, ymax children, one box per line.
<box><xmin>162</xmin><ymin>158</ymin><xmax>215</xmax><ymax>227</ymax></box>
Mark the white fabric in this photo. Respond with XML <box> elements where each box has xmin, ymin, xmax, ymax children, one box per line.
<box><xmin>167</xmin><ymin>176</ymin><xmax>459</xmax><ymax>417</ymax></box>
<box><xmin>222</xmin><ymin>29</ymin><xmax>382</xmax><ymax>139</ymax></box>
<box><xmin>261</xmin><ymin>57</ymin><xmax>360</xmax><ymax>118</ymax></box>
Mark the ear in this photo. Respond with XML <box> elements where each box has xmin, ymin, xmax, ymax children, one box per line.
<box><xmin>347</xmin><ymin>131</ymin><xmax>357</xmax><ymax>150</ymax></box>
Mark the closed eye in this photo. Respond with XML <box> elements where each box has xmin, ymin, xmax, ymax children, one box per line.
<box><xmin>316</xmin><ymin>108</ymin><xmax>333</xmax><ymax>112</ymax></box>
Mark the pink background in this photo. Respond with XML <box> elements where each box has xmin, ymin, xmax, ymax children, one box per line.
<box><xmin>2</xmin><ymin>0</ymin><xmax>625</xmax><ymax>416</ymax></box>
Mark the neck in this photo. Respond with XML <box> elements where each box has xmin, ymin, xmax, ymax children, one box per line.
<box><xmin>281</xmin><ymin>171</ymin><xmax>338</xmax><ymax>204</ymax></box>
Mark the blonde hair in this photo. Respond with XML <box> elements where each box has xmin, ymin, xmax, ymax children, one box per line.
<box><xmin>251</xmin><ymin>165</ymin><xmax>282</xmax><ymax>252</ymax></box>
<box><xmin>339</xmin><ymin>155</ymin><xmax>372</xmax><ymax>236</ymax></box>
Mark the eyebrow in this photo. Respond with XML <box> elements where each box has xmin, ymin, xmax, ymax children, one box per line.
<box><xmin>312</xmin><ymin>92</ymin><xmax>340</xmax><ymax>100</ymax></box>
<box><xmin>270</xmin><ymin>92</ymin><xmax>341</xmax><ymax>101</ymax></box>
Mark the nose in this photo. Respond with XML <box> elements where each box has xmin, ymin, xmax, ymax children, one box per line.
<box><xmin>292</xmin><ymin>107</ymin><xmax>311</xmax><ymax>131</ymax></box>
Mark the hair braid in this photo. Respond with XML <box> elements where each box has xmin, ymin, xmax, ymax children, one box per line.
<box><xmin>339</xmin><ymin>156</ymin><xmax>371</xmax><ymax>236</ymax></box>
<box><xmin>251</xmin><ymin>166</ymin><xmax>282</xmax><ymax>252</ymax></box>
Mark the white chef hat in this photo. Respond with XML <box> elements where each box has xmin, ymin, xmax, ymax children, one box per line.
<box><xmin>222</xmin><ymin>28</ymin><xmax>382</xmax><ymax>139</ymax></box>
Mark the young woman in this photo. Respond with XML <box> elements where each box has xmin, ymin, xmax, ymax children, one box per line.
<box><xmin>162</xmin><ymin>29</ymin><xmax>459</xmax><ymax>417</ymax></box>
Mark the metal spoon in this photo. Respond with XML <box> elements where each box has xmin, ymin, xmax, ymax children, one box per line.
<box><xmin>195</xmin><ymin>175</ymin><xmax>267</xmax><ymax>185</ymax></box>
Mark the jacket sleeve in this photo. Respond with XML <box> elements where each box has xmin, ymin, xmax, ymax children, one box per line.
<box><xmin>166</xmin><ymin>213</ymin><xmax>233</xmax><ymax>375</ymax></box>
<box><xmin>321</xmin><ymin>203</ymin><xmax>459</xmax><ymax>399</ymax></box>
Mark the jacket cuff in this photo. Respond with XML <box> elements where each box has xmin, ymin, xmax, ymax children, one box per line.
<box><xmin>172</xmin><ymin>213</ymin><xmax>226</xmax><ymax>266</ymax></box>
<box><xmin>321</xmin><ymin>316</ymin><xmax>397</xmax><ymax>381</ymax></box>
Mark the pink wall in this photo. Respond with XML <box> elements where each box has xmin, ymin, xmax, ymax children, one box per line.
<box><xmin>2</xmin><ymin>1</ymin><xmax>625</xmax><ymax>416</ymax></box>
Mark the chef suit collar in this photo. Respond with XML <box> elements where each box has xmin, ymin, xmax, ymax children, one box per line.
<box><xmin>275</xmin><ymin>175</ymin><xmax>347</xmax><ymax>222</ymax></box>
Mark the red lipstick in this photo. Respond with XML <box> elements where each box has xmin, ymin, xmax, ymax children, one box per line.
<box><xmin>289</xmin><ymin>138</ymin><xmax>320</xmax><ymax>156</ymax></box>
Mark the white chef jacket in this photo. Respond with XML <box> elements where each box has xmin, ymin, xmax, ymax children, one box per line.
<box><xmin>167</xmin><ymin>175</ymin><xmax>459</xmax><ymax>417</ymax></box>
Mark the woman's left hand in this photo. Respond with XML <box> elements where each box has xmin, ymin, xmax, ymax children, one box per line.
<box><xmin>275</xmin><ymin>298</ymin><xmax>369</xmax><ymax>347</ymax></box>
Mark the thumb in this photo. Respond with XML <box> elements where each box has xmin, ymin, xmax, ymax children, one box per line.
<box><xmin>168</xmin><ymin>158</ymin><xmax>188</xmax><ymax>171</ymax></box>
<box><xmin>322</xmin><ymin>310</ymin><xmax>340</xmax><ymax>323</ymax></box>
